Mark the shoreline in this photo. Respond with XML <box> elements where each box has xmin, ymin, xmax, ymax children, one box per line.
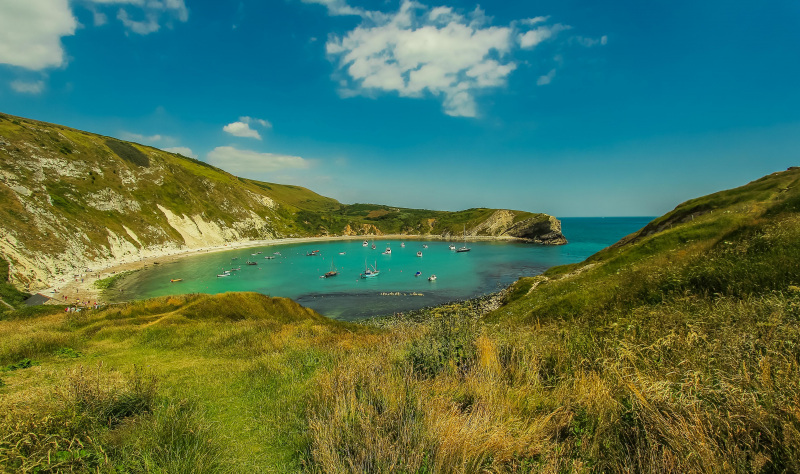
<box><xmin>43</xmin><ymin>233</ymin><xmax>528</xmax><ymax>306</ymax></box>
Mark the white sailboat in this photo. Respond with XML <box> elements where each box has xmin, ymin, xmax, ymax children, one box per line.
<box><xmin>457</xmin><ymin>224</ymin><xmax>471</xmax><ymax>252</ymax></box>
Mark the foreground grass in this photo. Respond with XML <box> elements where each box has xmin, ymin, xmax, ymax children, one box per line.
<box><xmin>3</xmin><ymin>169</ymin><xmax>800</xmax><ymax>472</ymax></box>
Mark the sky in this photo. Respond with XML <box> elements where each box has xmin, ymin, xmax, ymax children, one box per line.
<box><xmin>1</xmin><ymin>0</ymin><xmax>798</xmax><ymax>217</ymax></box>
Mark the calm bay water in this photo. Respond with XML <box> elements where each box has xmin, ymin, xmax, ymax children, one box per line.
<box><xmin>112</xmin><ymin>217</ymin><xmax>653</xmax><ymax>320</ymax></box>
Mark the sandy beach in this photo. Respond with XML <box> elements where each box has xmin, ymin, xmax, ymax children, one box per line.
<box><xmin>45</xmin><ymin>233</ymin><xmax>520</xmax><ymax>306</ymax></box>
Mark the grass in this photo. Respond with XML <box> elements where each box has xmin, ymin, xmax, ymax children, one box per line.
<box><xmin>1</xmin><ymin>111</ymin><xmax>549</xmax><ymax>290</ymax></box>
<box><xmin>93</xmin><ymin>271</ymin><xmax>135</xmax><ymax>291</ymax></box>
<box><xmin>3</xmin><ymin>168</ymin><xmax>800</xmax><ymax>472</ymax></box>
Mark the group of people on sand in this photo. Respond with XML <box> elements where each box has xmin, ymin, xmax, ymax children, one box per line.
<box><xmin>64</xmin><ymin>300</ymin><xmax>102</xmax><ymax>312</ymax></box>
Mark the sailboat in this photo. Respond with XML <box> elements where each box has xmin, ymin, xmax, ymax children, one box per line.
<box><xmin>457</xmin><ymin>224</ymin><xmax>471</xmax><ymax>252</ymax></box>
<box><xmin>361</xmin><ymin>260</ymin><xmax>380</xmax><ymax>278</ymax></box>
<box><xmin>324</xmin><ymin>260</ymin><xmax>339</xmax><ymax>278</ymax></box>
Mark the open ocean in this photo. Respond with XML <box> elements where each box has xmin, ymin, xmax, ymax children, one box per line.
<box><xmin>112</xmin><ymin>217</ymin><xmax>653</xmax><ymax>320</ymax></box>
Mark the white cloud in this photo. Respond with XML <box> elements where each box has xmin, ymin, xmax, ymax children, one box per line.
<box><xmin>223</xmin><ymin>122</ymin><xmax>261</xmax><ymax>140</ymax></box>
<box><xmin>521</xmin><ymin>16</ymin><xmax>549</xmax><ymax>26</ymax></box>
<box><xmin>0</xmin><ymin>0</ymin><xmax>76</xmax><ymax>70</ymax></box>
<box><xmin>573</xmin><ymin>35</ymin><xmax>608</xmax><ymax>48</ymax></box>
<box><xmin>120</xmin><ymin>131</ymin><xmax>163</xmax><ymax>143</ymax></box>
<box><xmin>518</xmin><ymin>23</ymin><xmax>570</xmax><ymax>49</ymax></box>
<box><xmin>223</xmin><ymin>116</ymin><xmax>272</xmax><ymax>140</ymax></box>
<box><xmin>323</xmin><ymin>0</ymin><xmax>576</xmax><ymax>118</ymax></box>
<box><xmin>326</xmin><ymin>0</ymin><xmax>526</xmax><ymax>117</ymax></box>
<box><xmin>207</xmin><ymin>146</ymin><xmax>310</xmax><ymax>174</ymax></box>
<box><xmin>162</xmin><ymin>146</ymin><xmax>197</xmax><ymax>158</ymax></box>
<box><xmin>10</xmin><ymin>80</ymin><xmax>45</xmax><ymax>94</ymax></box>
<box><xmin>536</xmin><ymin>69</ymin><xmax>556</xmax><ymax>86</ymax></box>
<box><xmin>117</xmin><ymin>9</ymin><xmax>160</xmax><ymax>34</ymax></box>
<box><xmin>301</xmin><ymin>0</ymin><xmax>366</xmax><ymax>17</ymax></box>
<box><xmin>93</xmin><ymin>10</ymin><xmax>108</xmax><ymax>26</ymax></box>
<box><xmin>88</xmin><ymin>0</ymin><xmax>188</xmax><ymax>35</ymax></box>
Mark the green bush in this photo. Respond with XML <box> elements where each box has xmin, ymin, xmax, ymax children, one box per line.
<box><xmin>406</xmin><ymin>311</ymin><xmax>479</xmax><ymax>378</ymax></box>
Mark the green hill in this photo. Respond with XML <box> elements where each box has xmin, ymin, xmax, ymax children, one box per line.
<box><xmin>0</xmin><ymin>112</ymin><xmax>563</xmax><ymax>293</ymax></box>
<box><xmin>492</xmin><ymin>166</ymin><xmax>800</xmax><ymax>324</ymax></box>
<box><xmin>2</xmin><ymin>168</ymin><xmax>800</xmax><ymax>472</ymax></box>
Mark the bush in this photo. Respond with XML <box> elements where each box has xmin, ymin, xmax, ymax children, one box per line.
<box><xmin>406</xmin><ymin>310</ymin><xmax>479</xmax><ymax>378</ymax></box>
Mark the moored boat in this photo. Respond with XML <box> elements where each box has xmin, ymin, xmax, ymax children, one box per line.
<box><xmin>361</xmin><ymin>260</ymin><xmax>380</xmax><ymax>278</ymax></box>
<box><xmin>457</xmin><ymin>224</ymin><xmax>471</xmax><ymax>252</ymax></box>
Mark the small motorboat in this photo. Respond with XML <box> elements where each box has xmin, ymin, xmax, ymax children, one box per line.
<box><xmin>371</xmin><ymin>243</ymin><xmax>376</xmax><ymax>249</ymax></box>
<box><xmin>339</xmin><ymin>252</ymin><xmax>346</xmax><ymax>255</ymax></box>
<box><xmin>383</xmin><ymin>247</ymin><xmax>392</xmax><ymax>255</ymax></box>
<box><xmin>416</xmin><ymin>251</ymin><xmax>423</xmax><ymax>257</ymax></box>
<box><xmin>246</xmin><ymin>261</ymin><xmax>257</xmax><ymax>265</ymax></box>
<box><xmin>415</xmin><ymin>271</ymin><xmax>421</xmax><ymax>277</ymax></box>
<box><xmin>229</xmin><ymin>267</ymin><xmax>241</xmax><ymax>271</ymax></box>
<box><xmin>264</xmin><ymin>256</ymin><xmax>275</xmax><ymax>259</ymax></box>
<box><xmin>449</xmin><ymin>244</ymin><xmax>456</xmax><ymax>250</ymax></box>
<box><xmin>217</xmin><ymin>273</ymin><xmax>230</xmax><ymax>278</ymax></box>
<box><xmin>363</xmin><ymin>240</ymin><xmax>368</xmax><ymax>246</ymax></box>
<box><xmin>361</xmin><ymin>260</ymin><xmax>380</xmax><ymax>278</ymax></box>
<box><xmin>428</xmin><ymin>274</ymin><xmax>437</xmax><ymax>281</ymax></box>
<box><xmin>423</xmin><ymin>244</ymin><xmax>428</xmax><ymax>249</ymax></box>
<box><xmin>401</xmin><ymin>242</ymin><xmax>405</xmax><ymax>248</ymax></box>
<box><xmin>170</xmin><ymin>278</ymin><xmax>182</xmax><ymax>283</ymax></box>
<box><xmin>273</xmin><ymin>252</ymin><xmax>281</xmax><ymax>256</ymax></box>
<box><xmin>231</xmin><ymin>257</ymin><xmax>238</xmax><ymax>260</ymax></box>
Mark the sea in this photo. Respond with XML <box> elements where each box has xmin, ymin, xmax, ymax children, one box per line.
<box><xmin>111</xmin><ymin>217</ymin><xmax>653</xmax><ymax>320</ymax></box>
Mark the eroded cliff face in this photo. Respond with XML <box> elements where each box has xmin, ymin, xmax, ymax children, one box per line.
<box><xmin>0</xmin><ymin>113</ymin><xmax>566</xmax><ymax>292</ymax></box>
<box><xmin>444</xmin><ymin>210</ymin><xmax>567</xmax><ymax>244</ymax></box>
<box><xmin>502</xmin><ymin>214</ymin><xmax>567</xmax><ymax>244</ymax></box>
<box><xmin>0</xmin><ymin>116</ymin><xmax>293</xmax><ymax>290</ymax></box>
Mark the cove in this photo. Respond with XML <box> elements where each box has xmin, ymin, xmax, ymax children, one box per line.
<box><xmin>111</xmin><ymin>217</ymin><xmax>652</xmax><ymax>320</ymax></box>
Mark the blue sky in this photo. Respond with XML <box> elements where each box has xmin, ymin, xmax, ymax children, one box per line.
<box><xmin>1</xmin><ymin>0</ymin><xmax>798</xmax><ymax>217</ymax></box>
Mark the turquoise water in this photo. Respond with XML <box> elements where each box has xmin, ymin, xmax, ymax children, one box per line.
<box><xmin>113</xmin><ymin>217</ymin><xmax>653</xmax><ymax>320</ymax></box>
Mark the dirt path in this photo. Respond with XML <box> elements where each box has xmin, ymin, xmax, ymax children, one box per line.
<box><xmin>0</xmin><ymin>297</ymin><xmax>14</xmax><ymax>310</ymax></box>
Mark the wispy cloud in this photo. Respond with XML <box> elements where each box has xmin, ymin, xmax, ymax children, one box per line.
<box><xmin>319</xmin><ymin>0</ymin><xmax>578</xmax><ymax>118</ymax></box>
<box><xmin>207</xmin><ymin>146</ymin><xmax>310</xmax><ymax>174</ymax></box>
<box><xmin>162</xmin><ymin>146</ymin><xmax>196</xmax><ymax>158</ymax></box>
<box><xmin>572</xmin><ymin>35</ymin><xmax>608</xmax><ymax>47</ymax></box>
<box><xmin>119</xmin><ymin>131</ymin><xmax>165</xmax><ymax>144</ymax></box>
<box><xmin>518</xmin><ymin>24</ymin><xmax>570</xmax><ymax>49</ymax></box>
<box><xmin>223</xmin><ymin>116</ymin><xmax>272</xmax><ymax>140</ymax></box>
<box><xmin>88</xmin><ymin>0</ymin><xmax>188</xmax><ymax>35</ymax></box>
<box><xmin>0</xmin><ymin>0</ymin><xmax>76</xmax><ymax>70</ymax></box>
<box><xmin>536</xmin><ymin>69</ymin><xmax>556</xmax><ymax>86</ymax></box>
<box><xmin>10</xmin><ymin>80</ymin><xmax>45</xmax><ymax>94</ymax></box>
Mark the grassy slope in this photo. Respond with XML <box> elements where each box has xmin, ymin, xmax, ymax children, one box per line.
<box><xmin>1</xmin><ymin>112</ymin><xmax>550</xmax><ymax>291</ymax></box>
<box><xmin>4</xmin><ymin>169</ymin><xmax>800</xmax><ymax>472</ymax></box>
<box><xmin>0</xmin><ymin>292</ymin><xmax>369</xmax><ymax>472</ymax></box>
<box><xmin>5</xmin><ymin>126</ymin><xmax>798</xmax><ymax>471</ymax></box>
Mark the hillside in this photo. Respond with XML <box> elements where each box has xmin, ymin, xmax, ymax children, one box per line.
<box><xmin>2</xmin><ymin>169</ymin><xmax>800</xmax><ymax>472</ymax></box>
<box><xmin>0</xmin><ymin>112</ymin><xmax>564</xmax><ymax>293</ymax></box>
<box><xmin>491</xmin><ymin>166</ymin><xmax>800</xmax><ymax>324</ymax></box>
